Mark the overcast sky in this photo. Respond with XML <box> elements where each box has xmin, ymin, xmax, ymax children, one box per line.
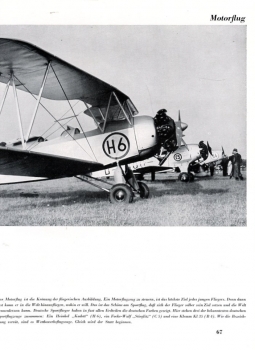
<box><xmin>0</xmin><ymin>25</ymin><xmax>246</xmax><ymax>157</ymax></box>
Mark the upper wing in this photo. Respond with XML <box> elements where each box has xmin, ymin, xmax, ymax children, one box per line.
<box><xmin>0</xmin><ymin>146</ymin><xmax>104</xmax><ymax>179</ymax></box>
<box><xmin>0</xmin><ymin>38</ymin><xmax>138</xmax><ymax>116</ymax></box>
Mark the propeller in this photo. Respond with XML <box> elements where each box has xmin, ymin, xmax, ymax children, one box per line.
<box><xmin>175</xmin><ymin>110</ymin><xmax>188</xmax><ymax>150</ymax></box>
<box><xmin>207</xmin><ymin>141</ymin><xmax>213</xmax><ymax>156</ymax></box>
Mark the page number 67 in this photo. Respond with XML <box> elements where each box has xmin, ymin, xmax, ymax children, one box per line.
<box><xmin>216</xmin><ymin>330</ymin><xmax>223</xmax><ymax>334</ymax></box>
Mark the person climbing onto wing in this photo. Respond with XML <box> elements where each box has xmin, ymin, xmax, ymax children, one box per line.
<box><xmin>198</xmin><ymin>141</ymin><xmax>208</xmax><ymax>161</ymax></box>
<box><xmin>154</xmin><ymin>109</ymin><xmax>177</xmax><ymax>152</ymax></box>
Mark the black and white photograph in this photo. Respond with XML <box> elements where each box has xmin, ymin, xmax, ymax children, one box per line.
<box><xmin>0</xmin><ymin>1</ymin><xmax>254</xmax><ymax>350</ymax></box>
<box><xmin>0</xmin><ymin>25</ymin><xmax>246</xmax><ymax>226</ymax></box>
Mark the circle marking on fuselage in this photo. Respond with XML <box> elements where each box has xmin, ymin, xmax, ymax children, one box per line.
<box><xmin>102</xmin><ymin>132</ymin><xmax>130</xmax><ymax>160</ymax></box>
<box><xmin>174</xmin><ymin>153</ymin><xmax>182</xmax><ymax>161</ymax></box>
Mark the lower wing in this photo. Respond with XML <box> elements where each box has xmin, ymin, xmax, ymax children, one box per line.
<box><xmin>132</xmin><ymin>165</ymin><xmax>172</xmax><ymax>175</ymax></box>
<box><xmin>0</xmin><ymin>146</ymin><xmax>104</xmax><ymax>183</ymax></box>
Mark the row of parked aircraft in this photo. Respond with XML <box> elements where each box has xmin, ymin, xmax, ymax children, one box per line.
<box><xmin>93</xmin><ymin>114</ymin><xmax>225</xmax><ymax>183</ymax></box>
<box><xmin>0</xmin><ymin>38</ymin><xmax>225</xmax><ymax>204</ymax></box>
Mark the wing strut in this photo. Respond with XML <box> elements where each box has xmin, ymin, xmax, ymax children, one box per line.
<box><xmin>44</xmin><ymin>63</ymin><xmax>98</xmax><ymax>162</ymax></box>
<box><xmin>112</xmin><ymin>92</ymin><xmax>132</xmax><ymax>125</ymax></box>
<box><xmin>98</xmin><ymin>108</ymin><xmax>106</xmax><ymax>121</ymax></box>
<box><xmin>100</xmin><ymin>92</ymin><xmax>132</xmax><ymax>131</ymax></box>
<box><xmin>50</xmin><ymin>64</ymin><xmax>88</xmax><ymax>139</ymax></box>
<box><xmin>0</xmin><ymin>78</ymin><xmax>11</xmax><ymax>116</ymax></box>
<box><xmin>26</xmin><ymin>62</ymin><xmax>51</xmax><ymax>143</ymax></box>
<box><xmin>84</xmin><ymin>92</ymin><xmax>133</xmax><ymax>133</ymax></box>
<box><xmin>126</xmin><ymin>100</ymin><xmax>134</xmax><ymax>119</ymax></box>
<box><xmin>84</xmin><ymin>92</ymin><xmax>115</xmax><ymax>133</ymax></box>
<box><xmin>102</xmin><ymin>92</ymin><xmax>113</xmax><ymax>132</ymax></box>
<box><xmin>12</xmin><ymin>74</ymin><xmax>25</xmax><ymax>149</ymax></box>
<box><xmin>84</xmin><ymin>100</ymin><xmax>104</xmax><ymax>132</ymax></box>
<box><xmin>11</xmin><ymin>74</ymin><xmax>95</xmax><ymax>161</ymax></box>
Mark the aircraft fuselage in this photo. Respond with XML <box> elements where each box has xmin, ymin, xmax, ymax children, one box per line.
<box><xmin>0</xmin><ymin>115</ymin><xmax>159</xmax><ymax>184</ymax></box>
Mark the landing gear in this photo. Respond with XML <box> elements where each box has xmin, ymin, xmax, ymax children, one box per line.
<box><xmin>178</xmin><ymin>172</ymin><xmax>190</xmax><ymax>182</ymax></box>
<box><xmin>109</xmin><ymin>184</ymin><xmax>133</xmax><ymax>204</ymax></box>
<box><xmin>188</xmin><ymin>173</ymin><xmax>194</xmax><ymax>182</ymax></box>
<box><xmin>76</xmin><ymin>165</ymin><xmax>150</xmax><ymax>204</ymax></box>
<box><xmin>178</xmin><ymin>172</ymin><xmax>194</xmax><ymax>182</ymax></box>
<box><xmin>137</xmin><ymin>181</ymin><xmax>150</xmax><ymax>199</ymax></box>
<box><xmin>110</xmin><ymin>166</ymin><xmax>150</xmax><ymax>202</ymax></box>
<box><xmin>135</xmin><ymin>173</ymin><xmax>144</xmax><ymax>181</ymax></box>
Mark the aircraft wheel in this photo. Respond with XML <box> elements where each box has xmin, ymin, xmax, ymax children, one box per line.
<box><xmin>188</xmin><ymin>173</ymin><xmax>194</xmax><ymax>182</ymax></box>
<box><xmin>137</xmin><ymin>181</ymin><xmax>150</xmax><ymax>199</ymax></box>
<box><xmin>109</xmin><ymin>184</ymin><xmax>133</xmax><ymax>204</ymax></box>
<box><xmin>178</xmin><ymin>172</ymin><xmax>190</xmax><ymax>182</ymax></box>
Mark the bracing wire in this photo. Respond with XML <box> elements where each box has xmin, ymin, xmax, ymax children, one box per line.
<box><xmin>50</xmin><ymin>64</ymin><xmax>97</xmax><ymax>162</ymax></box>
<box><xmin>28</xmin><ymin>101</ymin><xmax>81</xmax><ymax>144</ymax></box>
<box><xmin>13</xmin><ymin>74</ymin><xmax>94</xmax><ymax>160</ymax></box>
<box><xmin>42</xmin><ymin>110</ymin><xmax>84</xmax><ymax>140</ymax></box>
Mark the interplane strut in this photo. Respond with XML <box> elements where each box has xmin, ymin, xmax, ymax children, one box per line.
<box><xmin>12</xmin><ymin>73</ymin><xmax>25</xmax><ymax>149</ymax></box>
<box><xmin>26</xmin><ymin>62</ymin><xmax>51</xmax><ymax>143</ymax></box>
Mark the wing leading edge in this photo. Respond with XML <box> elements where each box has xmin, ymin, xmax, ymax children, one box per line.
<box><xmin>0</xmin><ymin>38</ymin><xmax>138</xmax><ymax>115</ymax></box>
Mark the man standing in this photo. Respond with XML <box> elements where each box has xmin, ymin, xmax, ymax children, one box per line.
<box><xmin>221</xmin><ymin>155</ymin><xmax>229</xmax><ymax>176</ymax></box>
<box><xmin>229</xmin><ymin>149</ymin><xmax>243</xmax><ymax>180</ymax></box>
<box><xmin>209</xmin><ymin>162</ymin><xmax>215</xmax><ymax>176</ymax></box>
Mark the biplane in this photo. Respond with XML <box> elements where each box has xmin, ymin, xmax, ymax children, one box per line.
<box><xmin>94</xmin><ymin>135</ymin><xmax>225</xmax><ymax>182</ymax></box>
<box><xmin>131</xmin><ymin>139</ymin><xmax>226</xmax><ymax>182</ymax></box>
<box><xmin>94</xmin><ymin>141</ymin><xmax>226</xmax><ymax>182</ymax></box>
<box><xmin>0</xmin><ymin>39</ymin><xmax>187</xmax><ymax>203</ymax></box>
<box><xmin>93</xmin><ymin>111</ymin><xmax>225</xmax><ymax>183</ymax></box>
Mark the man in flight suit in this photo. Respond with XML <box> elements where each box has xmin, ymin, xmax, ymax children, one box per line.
<box><xmin>154</xmin><ymin>109</ymin><xmax>177</xmax><ymax>152</ymax></box>
<box><xmin>198</xmin><ymin>141</ymin><xmax>208</xmax><ymax>161</ymax></box>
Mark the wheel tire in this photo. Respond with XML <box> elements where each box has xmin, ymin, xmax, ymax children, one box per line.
<box><xmin>109</xmin><ymin>184</ymin><xmax>133</xmax><ymax>204</ymax></box>
<box><xmin>178</xmin><ymin>172</ymin><xmax>190</xmax><ymax>182</ymax></box>
<box><xmin>137</xmin><ymin>181</ymin><xmax>150</xmax><ymax>199</ymax></box>
<box><xmin>188</xmin><ymin>173</ymin><xmax>194</xmax><ymax>182</ymax></box>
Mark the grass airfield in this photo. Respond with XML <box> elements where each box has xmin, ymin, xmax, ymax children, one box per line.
<box><xmin>0</xmin><ymin>172</ymin><xmax>246</xmax><ymax>226</ymax></box>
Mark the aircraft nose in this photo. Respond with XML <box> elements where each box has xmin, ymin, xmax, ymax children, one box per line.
<box><xmin>133</xmin><ymin>115</ymin><xmax>158</xmax><ymax>151</ymax></box>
